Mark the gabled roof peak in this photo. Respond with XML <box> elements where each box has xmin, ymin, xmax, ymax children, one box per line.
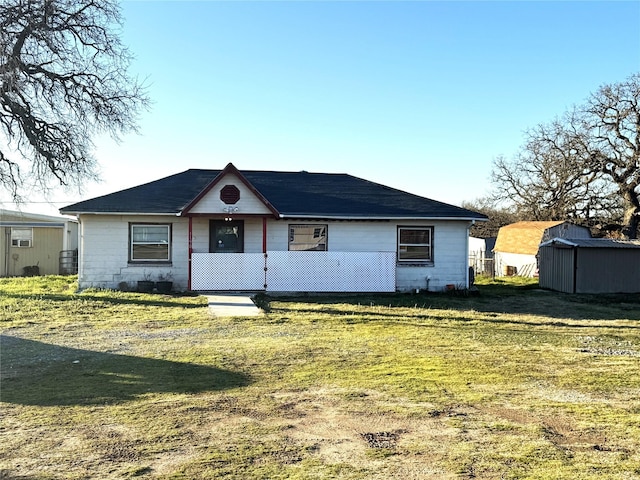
<box><xmin>180</xmin><ymin>163</ymin><xmax>279</xmax><ymax>216</ymax></box>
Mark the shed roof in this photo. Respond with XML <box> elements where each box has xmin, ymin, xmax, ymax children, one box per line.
<box><xmin>60</xmin><ymin>165</ymin><xmax>488</xmax><ymax>221</ymax></box>
<box><xmin>0</xmin><ymin>208</ymin><xmax>76</xmax><ymax>227</ymax></box>
<box><xmin>493</xmin><ymin>221</ymin><xmax>566</xmax><ymax>255</ymax></box>
<box><xmin>540</xmin><ymin>238</ymin><xmax>640</xmax><ymax>249</ymax></box>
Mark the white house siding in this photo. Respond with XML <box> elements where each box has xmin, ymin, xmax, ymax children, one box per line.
<box><xmin>190</xmin><ymin>217</ymin><xmax>264</xmax><ymax>254</ymax></box>
<box><xmin>78</xmin><ymin>215</ymin><xmax>191</xmax><ymax>290</ymax></box>
<box><xmin>266</xmin><ymin>219</ymin><xmax>470</xmax><ymax>291</ymax></box>
<box><xmin>192</xmin><ymin>220</ymin><xmax>398</xmax><ymax>254</ymax></box>
<box><xmin>396</xmin><ymin>221</ymin><xmax>470</xmax><ymax>291</ymax></box>
<box><xmin>78</xmin><ymin>215</ymin><xmax>472</xmax><ymax>292</ymax></box>
<box><xmin>263</xmin><ymin>221</ymin><xmax>397</xmax><ymax>252</ymax></box>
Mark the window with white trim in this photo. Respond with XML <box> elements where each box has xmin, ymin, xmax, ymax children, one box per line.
<box><xmin>288</xmin><ymin>224</ymin><xmax>328</xmax><ymax>251</ymax></box>
<box><xmin>130</xmin><ymin>224</ymin><xmax>171</xmax><ymax>262</ymax></box>
<box><xmin>11</xmin><ymin>228</ymin><xmax>33</xmax><ymax>247</ymax></box>
<box><xmin>397</xmin><ymin>226</ymin><xmax>433</xmax><ymax>263</ymax></box>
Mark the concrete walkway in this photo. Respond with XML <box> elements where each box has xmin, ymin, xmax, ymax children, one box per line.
<box><xmin>206</xmin><ymin>294</ymin><xmax>263</xmax><ymax>317</ymax></box>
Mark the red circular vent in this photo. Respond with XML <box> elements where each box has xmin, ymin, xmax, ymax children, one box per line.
<box><xmin>220</xmin><ymin>185</ymin><xmax>240</xmax><ymax>204</ymax></box>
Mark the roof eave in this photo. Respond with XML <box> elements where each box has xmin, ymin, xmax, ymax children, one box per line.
<box><xmin>540</xmin><ymin>238</ymin><xmax>578</xmax><ymax>248</ymax></box>
<box><xmin>62</xmin><ymin>211</ymin><xmax>180</xmax><ymax>216</ymax></box>
<box><xmin>278</xmin><ymin>214</ymin><xmax>487</xmax><ymax>221</ymax></box>
<box><xmin>0</xmin><ymin>222</ymin><xmax>66</xmax><ymax>227</ymax></box>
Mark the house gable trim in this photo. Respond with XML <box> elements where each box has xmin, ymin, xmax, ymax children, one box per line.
<box><xmin>180</xmin><ymin>163</ymin><xmax>280</xmax><ymax>217</ymax></box>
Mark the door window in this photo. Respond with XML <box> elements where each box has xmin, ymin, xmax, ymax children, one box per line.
<box><xmin>210</xmin><ymin>220</ymin><xmax>244</xmax><ymax>253</ymax></box>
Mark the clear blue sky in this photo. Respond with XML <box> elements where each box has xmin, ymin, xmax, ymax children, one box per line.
<box><xmin>10</xmin><ymin>0</ymin><xmax>640</xmax><ymax>216</ymax></box>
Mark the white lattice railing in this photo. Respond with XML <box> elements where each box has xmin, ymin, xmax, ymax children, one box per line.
<box><xmin>191</xmin><ymin>251</ymin><xmax>396</xmax><ymax>292</ymax></box>
<box><xmin>191</xmin><ymin>253</ymin><xmax>265</xmax><ymax>291</ymax></box>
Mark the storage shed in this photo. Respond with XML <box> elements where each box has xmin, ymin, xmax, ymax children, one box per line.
<box><xmin>539</xmin><ymin>238</ymin><xmax>640</xmax><ymax>293</ymax></box>
<box><xmin>1</xmin><ymin>209</ymin><xmax>79</xmax><ymax>276</ymax></box>
<box><xmin>494</xmin><ymin>221</ymin><xmax>591</xmax><ymax>277</ymax></box>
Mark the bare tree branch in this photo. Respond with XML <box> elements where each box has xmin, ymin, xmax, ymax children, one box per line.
<box><xmin>489</xmin><ymin>73</ymin><xmax>639</xmax><ymax>238</ymax></box>
<box><xmin>0</xmin><ymin>0</ymin><xmax>150</xmax><ymax>201</ymax></box>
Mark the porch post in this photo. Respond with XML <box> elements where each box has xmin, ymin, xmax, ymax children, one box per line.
<box><xmin>262</xmin><ymin>217</ymin><xmax>267</xmax><ymax>253</ymax></box>
<box><xmin>188</xmin><ymin>216</ymin><xmax>193</xmax><ymax>291</ymax></box>
<box><xmin>263</xmin><ymin>217</ymin><xmax>268</xmax><ymax>289</ymax></box>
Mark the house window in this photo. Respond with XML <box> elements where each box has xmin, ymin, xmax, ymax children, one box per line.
<box><xmin>130</xmin><ymin>224</ymin><xmax>171</xmax><ymax>262</ymax></box>
<box><xmin>289</xmin><ymin>224</ymin><xmax>327</xmax><ymax>251</ymax></box>
<box><xmin>397</xmin><ymin>226</ymin><xmax>433</xmax><ymax>263</ymax></box>
<box><xmin>11</xmin><ymin>228</ymin><xmax>33</xmax><ymax>247</ymax></box>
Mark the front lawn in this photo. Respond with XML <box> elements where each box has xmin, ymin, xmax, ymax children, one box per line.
<box><xmin>1</xmin><ymin>276</ymin><xmax>639</xmax><ymax>479</ymax></box>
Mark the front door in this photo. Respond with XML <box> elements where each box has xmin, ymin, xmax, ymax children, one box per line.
<box><xmin>210</xmin><ymin>220</ymin><xmax>244</xmax><ymax>253</ymax></box>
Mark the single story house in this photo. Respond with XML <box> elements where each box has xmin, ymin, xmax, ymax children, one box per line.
<box><xmin>539</xmin><ymin>238</ymin><xmax>640</xmax><ymax>293</ymax></box>
<box><xmin>493</xmin><ymin>221</ymin><xmax>591</xmax><ymax>277</ymax></box>
<box><xmin>60</xmin><ymin>163</ymin><xmax>487</xmax><ymax>293</ymax></box>
<box><xmin>1</xmin><ymin>209</ymin><xmax>78</xmax><ymax>277</ymax></box>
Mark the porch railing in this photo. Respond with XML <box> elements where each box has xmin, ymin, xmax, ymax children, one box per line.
<box><xmin>191</xmin><ymin>251</ymin><xmax>396</xmax><ymax>292</ymax></box>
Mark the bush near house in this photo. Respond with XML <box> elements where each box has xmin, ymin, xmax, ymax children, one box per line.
<box><xmin>1</xmin><ymin>276</ymin><xmax>639</xmax><ymax>479</ymax></box>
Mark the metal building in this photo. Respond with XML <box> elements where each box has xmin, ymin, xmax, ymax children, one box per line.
<box><xmin>539</xmin><ymin>238</ymin><xmax>640</xmax><ymax>293</ymax></box>
<box><xmin>1</xmin><ymin>209</ymin><xmax>78</xmax><ymax>277</ymax></box>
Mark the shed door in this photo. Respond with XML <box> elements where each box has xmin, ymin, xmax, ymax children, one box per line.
<box><xmin>210</xmin><ymin>220</ymin><xmax>244</xmax><ymax>253</ymax></box>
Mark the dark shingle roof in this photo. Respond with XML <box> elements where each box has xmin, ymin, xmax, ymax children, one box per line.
<box><xmin>61</xmin><ymin>168</ymin><xmax>487</xmax><ymax>220</ymax></box>
<box><xmin>61</xmin><ymin>170</ymin><xmax>218</xmax><ymax>215</ymax></box>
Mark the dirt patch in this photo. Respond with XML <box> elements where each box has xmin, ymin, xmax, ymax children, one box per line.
<box><xmin>360</xmin><ymin>430</ymin><xmax>405</xmax><ymax>448</ymax></box>
<box><xmin>482</xmin><ymin>405</ymin><xmax>539</xmax><ymax>425</ymax></box>
<box><xmin>269</xmin><ymin>388</ymin><xmax>460</xmax><ymax>479</ymax></box>
<box><xmin>480</xmin><ymin>404</ymin><xmax>613</xmax><ymax>453</ymax></box>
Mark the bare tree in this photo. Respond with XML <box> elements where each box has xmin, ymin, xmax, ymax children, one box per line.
<box><xmin>461</xmin><ymin>197</ymin><xmax>519</xmax><ymax>238</ymax></box>
<box><xmin>491</xmin><ymin>129</ymin><xmax>619</xmax><ymax>224</ymax></box>
<box><xmin>583</xmin><ymin>74</ymin><xmax>640</xmax><ymax>238</ymax></box>
<box><xmin>490</xmin><ymin>73</ymin><xmax>638</xmax><ymax>238</ymax></box>
<box><xmin>0</xmin><ymin>0</ymin><xmax>149</xmax><ymax>201</ymax></box>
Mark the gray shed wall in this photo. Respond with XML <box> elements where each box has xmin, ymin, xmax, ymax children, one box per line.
<box><xmin>540</xmin><ymin>245</ymin><xmax>640</xmax><ymax>293</ymax></box>
<box><xmin>542</xmin><ymin>224</ymin><xmax>591</xmax><ymax>243</ymax></box>
<box><xmin>539</xmin><ymin>246</ymin><xmax>575</xmax><ymax>293</ymax></box>
<box><xmin>575</xmin><ymin>249</ymin><xmax>640</xmax><ymax>294</ymax></box>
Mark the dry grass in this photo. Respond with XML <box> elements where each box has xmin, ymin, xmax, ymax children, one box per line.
<box><xmin>1</xmin><ymin>275</ymin><xmax>640</xmax><ymax>479</ymax></box>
